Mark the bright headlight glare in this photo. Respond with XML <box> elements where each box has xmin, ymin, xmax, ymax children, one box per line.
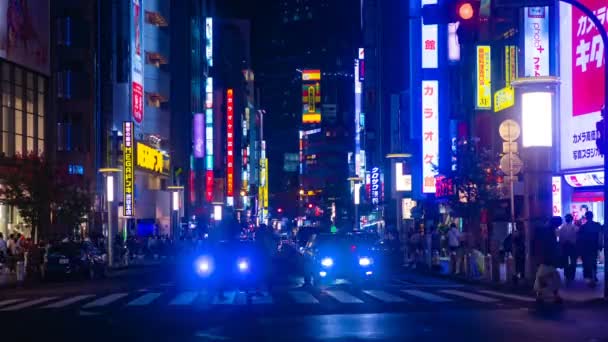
<box><xmin>359</xmin><ymin>257</ymin><xmax>372</xmax><ymax>267</ymax></box>
<box><xmin>321</xmin><ymin>257</ymin><xmax>334</xmax><ymax>267</ymax></box>
<box><xmin>238</xmin><ymin>259</ymin><xmax>249</xmax><ymax>272</ymax></box>
<box><xmin>195</xmin><ymin>256</ymin><xmax>213</xmax><ymax>275</ymax></box>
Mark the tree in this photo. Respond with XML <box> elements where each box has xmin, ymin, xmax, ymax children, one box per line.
<box><xmin>0</xmin><ymin>153</ymin><xmax>54</xmax><ymax>242</ymax></box>
<box><xmin>439</xmin><ymin>138</ymin><xmax>502</xmax><ymax>221</ymax></box>
<box><xmin>55</xmin><ymin>181</ymin><xmax>93</xmax><ymax>235</ymax></box>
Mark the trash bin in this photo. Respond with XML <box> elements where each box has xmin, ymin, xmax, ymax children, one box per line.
<box><xmin>16</xmin><ymin>261</ymin><xmax>25</xmax><ymax>282</ymax></box>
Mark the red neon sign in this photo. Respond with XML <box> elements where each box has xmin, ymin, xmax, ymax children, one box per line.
<box><xmin>227</xmin><ymin>89</ymin><xmax>234</xmax><ymax>197</ymax></box>
<box><xmin>206</xmin><ymin>170</ymin><xmax>214</xmax><ymax>202</ymax></box>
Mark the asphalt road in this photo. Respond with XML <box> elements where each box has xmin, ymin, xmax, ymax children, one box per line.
<box><xmin>1</xmin><ymin>266</ymin><xmax>607</xmax><ymax>342</ymax></box>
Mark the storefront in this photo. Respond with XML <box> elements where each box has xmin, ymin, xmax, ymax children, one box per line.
<box><xmin>118</xmin><ymin>140</ymin><xmax>173</xmax><ymax>237</ymax></box>
<box><xmin>555</xmin><ymin>171</ymin><xmax>604</xmax><ymax>224</ymax></box>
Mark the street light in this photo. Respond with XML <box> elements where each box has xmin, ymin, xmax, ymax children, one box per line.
<box><xmin>348</xmin><ymin>177</ymin><xmax>363</xmax><ymax>231</ymax></box>
<box><xmin>167</xmin><ymin>185</ymin><xmax>184</xmax><ymax>237</ymax></box>
<box><xmin>386</xmin><ymin>153</ymin><xmax>413</xmax><ymax>237</ymax></box>
<box><xmin>99</xmin><ymin>167</ymin><xmax>120</xmax><ymax>268</ymax></box>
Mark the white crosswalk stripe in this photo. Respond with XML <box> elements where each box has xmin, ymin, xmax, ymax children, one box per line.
<box><xmin>82</xmin><ymin>293</ymin><xmax>128</xmax><ymax>308</ymax></box>
<box><xmin>477</xmin><ymin>290</ymin><xmax>535</xmax><ymax>302</ymax></box>
<box><xmin>127</xmin><ymin>293</ymin><xmax>162</xmax><ymax>306</ymax></box>
<box><xmin>42</xmin><ymin>295</ymin><xmax>95</xmax><ymax>309</ymax></box>
<box><xmin>0</xmin><ymin>299</ymin><xmax>24</xmax><ymax>308</ymax></box>
<box><xmin>0</xmin><ymin>297</ymin><xmax>58</xmax><ymax>311</ymax></box>
<box><xmin>169</xmin><ymin>291</ymin><xmax>199</xmax><ymax>305</ymax></box>
<box><xmin>439</xmin><ymin>290</ymin><xmax>499</xmax><ymax>303</ymax></box>
<box><xmin>401</xmin><ymin>290</ymin><xmax>452</xmax><ymax>302</ymax></box>
<box><xmin>212</xmin><ymin>291</ymin><xmax>236</xmax><ymax>305</ymax></box>
<box><xmin>325</xmin><ymin>290</ymin><xmax>364</xmax><ymax>304</ymax></box>
<box><xmin>288</xmin><ymin>290</ymin><xmax>320</xmax><ymax>304</ymax></box>
<box><xmin>363</xmin><ymin>290</ymin><xmax>407</xmax><ymax>303</ymax></box>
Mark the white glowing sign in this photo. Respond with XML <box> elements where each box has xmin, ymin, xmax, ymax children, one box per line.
<box><xmin>421</xmin><ymin>0</ymin><xmax>438</xmax><ymax>69</ymax></box>
<box><xmin>524</xmin><ymin>7</ymin><xmax>550</xmax><ymax>77</ymax></box>
<box><xmin>522</xmin><ymin>92</ymin><xmax>552</xmax><ymax>147</ymax></box>
<box><xmin>564</xmin><ymin>171</ymin><xmax>604</xmax><ymax>187</ymax></box>
<box><xmin>552</xmin><ymin>176</ymin><xmax>562</xmax><ymax>216</ymax></box>
<box><xmin>422</xmin><ymin>80</ymin><xmax>439</xmax><ymax>193</ymax></box>
<box><xmin>206</xmin><ymin>18</ymin><xmax>213</xmax><ymax>67</ymax></box>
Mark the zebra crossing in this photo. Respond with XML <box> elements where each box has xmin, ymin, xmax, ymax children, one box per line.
<box><xmin>0</xmin><ymin>285</ymin><xmax>535</xmax><ymax>314</ymax></box>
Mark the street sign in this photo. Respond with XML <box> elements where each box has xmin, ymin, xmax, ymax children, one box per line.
<box><xmin>500</xmin><ymin>154</ymin><xmax>523</xmax><ymax>175</ymax></box>
<box><xmin>499</xmin><ymin>119</ymin><xmax>521</xmax><ymax>142</ymax></box>
<box><xmin>503</xmin><ymin>175</ymin><xmax>518</xmax><ymax>184</ymax></box>
<box><xmin>502</xmin><ymin>141</ymin><xmax>518</xmax><ymax>154</ymax></box>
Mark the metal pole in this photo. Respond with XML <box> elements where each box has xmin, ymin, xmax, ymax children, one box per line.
<box><xmin>107</xmin><ymin>199</ymin><xmax>113</xmax><ymax>268</ymax></box>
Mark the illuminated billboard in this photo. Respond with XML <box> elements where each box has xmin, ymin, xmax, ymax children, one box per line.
<box><xmin>193</xmin><ymin>113</ymin><xmax>204</xmax><ymax>158</ymax></box>
<box><xmin>123</xmin><ymin>122</ymin><xmax>135</xmax><ymax>217</ymax></box>
<box><xmin>205</xmin><ymin>77</ymin><xmax>214</xmax><ymax>202</ymax></box>
<box><xmin>476</xmin><ymin>45</ymin><xmax>492</xmax><ymax>109</ymax></box>
<box><xmin>422</xmin><ymin>80</ymin><xmax>439</xmax><ymax>193</ymax></box>
<box><xmin>226</xmin><ymin>89</ymin><xmax>234</xmax><ymax>204</ymax></box>
<box><xmin>0</xmin><ymin>0</ymin><xmax>50</xmax><ymax>75</ymax></box>
<box><xmin>421</xmin><ymin>0</ymin><xmax>438</xmax><ymax>69</ymax></box>
<box><xmin>552</xmin><ymin>176</ymin><xmax>562</xmax><ymax>217</ymax></box>
<box><xmin>136</xmin><ymin>142</ymin><xmax>166</xmax><ymax>173</ymax></box>
<box><xmin>524</xmin><ymin>7</ymin><xmax>549</xmax><ymax>77</ymax></box>
<box><xmin>205</xmin><ymin>18</ymin><xmax>213</xmax><ymax>67</ymax></box>
<box><xmin>302</xmin><ymin>69</ymin><xmax>321</xmax><ymax>124</ymax></box>
<box><xmin>559</xmin><ymin>1</ymin><xmax>605</xmax><ymax>170</ymax></box>
<box><xmin>131</xmin><ymin>0</ymin><xmax>144</xmax><ymax>124</ymax></box>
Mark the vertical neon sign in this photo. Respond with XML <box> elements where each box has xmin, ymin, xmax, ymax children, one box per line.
<box><xmin>205</xmin><ymin>77</ymin><xmax>214</xmax><ymax>202</ymax></box>
<box><xmin>123</xmin><ymin>121</ymin><xmax>135</xmax><ymax>216</ymax></box>
<box><xmin>226</xmin><ymin>89</ymin><xmax>234</xmax><ymax>205</ymax></box>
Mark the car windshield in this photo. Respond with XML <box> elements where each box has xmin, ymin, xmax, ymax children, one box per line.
<box><xmin>48</xmin><ymin>243</ymin><xmax>80</xmax><ymax>256</ymax></box>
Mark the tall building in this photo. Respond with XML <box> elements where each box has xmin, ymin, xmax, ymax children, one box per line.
<box><xmin>256</xmin><ymin>0</ymin><xmax>359</xmax><ymax>222</ymax></box>
<box><xmin>0</xmin><ymin>0</ymin><xmax>51</xmax><ymax>238</ymax></box>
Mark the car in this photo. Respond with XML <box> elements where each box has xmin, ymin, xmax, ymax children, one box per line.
<box><xmin>42</xmin><ymin>242</ymin><xmax>107</xmax><ymax>281</ymax></box>
<box><xmin>303</xmin><ymin>232</ymin><xmax>379</xmax><ymax>286</ymax></box>
<box><xmin>183</xmin><ymin>240</ymin><xmax>269</xmax><ymax>296</ymax></box>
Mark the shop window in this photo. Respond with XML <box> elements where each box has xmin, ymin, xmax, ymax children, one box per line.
<box><xmin>26</xmin><ymin>137</ymin><xmax>34</xmax><ymax>153</ymax></box>
<box><xmin>27</xmin><ymin>113</ymin><xmax>34</xmax><ymax>137</ymax></box>
<box><xmin>37</xmin><ymin>139</ymin><xmax>44</xmax><ymax>154</ymax></box>
<box><xmin>2</xmin><ymin>133</ymin><xmax>9</xmax><ymax>156</ymax></box>
<box><xmin>14</xmin><ymin>134</ymin><xmax>22</xmax><ymax>155</ymax></box>
<box><xmin>14</xmin><ymin>86</ymin><xmax>22</xmax><ymax>110</ymax></box>
<box><xmin>37</xmin><ymin>116</ymin><xmax>44</xmax><ymax>139</ymax></box>
<box><xmin>14</xmin><ymin>110</ymin><xmax>22</xmax><ymax>135</ymax></box>
<box><xmin>38</xmin><ymin>93</ymin><xmax>45</xmax><ymax>115</ymax></box>
<box><xmin>26</xmin><ymin>90</ymin><xmax>34</xmax><ymax>113</ymax></box>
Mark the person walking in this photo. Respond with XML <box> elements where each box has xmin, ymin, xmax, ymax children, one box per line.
<box><xmin>0</xmin><ymin>233</ymin><xmax>6</xmax><ymax>268</ymax></box>
<box><xmin>579</xmin><ymin>211</ymin><xmax>602</xmax><ymax>287</ymax></box>
<box><xmin>447</xmin><ymin>223</ymin><xmax>461</xmax><ymax>254</ymax></box>
<box><xmin>558</xmin><ymin>214</ymin><xmax>578</xmax><ymax>282</ymax></box>
<box><xmin>533</xmin><ymin>216</ymin><xmax>563</xmax><ymax>304</ymax></box>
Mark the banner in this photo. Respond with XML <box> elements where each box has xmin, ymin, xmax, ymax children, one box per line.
<box><xmin>131</xmin><ymin>0</ymin><xmax>144</xmax><ymax>124</ymax></box>
<box><xmin>476</xmin><ymin>45</ymin><xmax>492</xmax><ymax>109</ymax></box>
<box><xmin>524</xmin><ymin>7</ymin><xmax>550</xmax><ymax>77</ymax></box>
<box><xmin>123</xmin><ymin>122</ymin><xmax>135</xmax><ymax>217</ymax></box>
<box><xmin>302</xmin><ymin>69</ymin><xmax>321</xmax><ymax>124</ymax></box>
<box><xmin>422</xmin><ymin>80</ymin><xmax>439</xmax><ymax>193</ymax></box>
<box><xmin>226</xmin><ymin>89</ymin><xmax>234</xmax><ymax>199</ymax></box>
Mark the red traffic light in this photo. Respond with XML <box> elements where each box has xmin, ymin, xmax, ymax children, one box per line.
<box><xmin>458</xmin><ymin>3</ymin><xmax>474</xmax><ymax>20</ymax></box>
<box><xmin>277</xmin><ymin>208</ymin><xmax>283</xmax><ymax>213</ymax></box>
<box><xmin>307</xmin><ymin>203</ymin><xmax>313</xmax><ymax>209</ymax></box>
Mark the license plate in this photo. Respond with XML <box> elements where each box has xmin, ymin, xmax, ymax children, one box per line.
<box><xmin>59</xmin><ymin>258</ymin><xmax>69</xmax><ymax>264</ymax></box>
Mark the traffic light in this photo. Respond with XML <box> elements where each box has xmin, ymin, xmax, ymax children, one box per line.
<box><xmin>277</xmin><ymin>208</ymin><xmax>283</xmax><ymax>214</ymax></box>
<box><xmin>421</xmin><ymin>0</ymin><xmax>480</xmax><ymax>43</ymax></box>
<box><xmin>307</xmin><ymin>203</ymin><xmax>314</xmax><ymax>209</ymax></box>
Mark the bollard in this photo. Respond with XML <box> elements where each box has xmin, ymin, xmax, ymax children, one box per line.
<box><xmin>505</xmin><ymin>253</ymin><xmax>515</xmax><ymax>283</ymax></box>
<box><xmin>450</xmin><ymin>252</ymin><xmax>457</xmax><ymax>274</ymax></box>
<box><xmin>16</xmin><ymin>261</ymin><xmax>25</xmax><ymax>283</ymax></box>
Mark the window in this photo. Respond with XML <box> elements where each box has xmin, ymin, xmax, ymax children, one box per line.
<box><xmin>14</xmin><ymin>110</ymin><xmax>22</xmax><ymax>134</ymax></box>
<box><xmin>14</xmin><ymin>134</ymin><xmax>22</xmax><ymax>155</ymax></box>
<box><xmin>27</xmin><ymin>137</ymin><xmax>34</xmax><ymax>153</ymax></box>
<box><xmin>27</xmin><ymin>90</ymin><xmax>34</xmax><ymax>113</ymax></box>
<box><xmin>37</xmin><ymin>139</ymin><xmax>44</xmax><ymax>154</ymax></box>
<box><xmin>27</xmin><ymin>113</ymin><xmax>34</xmax><ymax>137</ymax></box>
<box><xmin>14</xmin><ymin>86</ymin><xmax>22</xmax><ymax>110</ymax></box>
<box><xmin>37</xmin><ymin>93</ymin><xmax>45</xmax><ymax>115</ymax></box>
<box><xmin>38</xmin><ymin>116</ymin><xmax>44</xmax><ymax>139</ymax></box>
<box><xmin>26</xmin><ymin>72</ymin><xmax>34</xmax><ymax>90</ymax></box>
<box><xmin>2</xmin><ymin>133</ymin><xmax>9</xmax><ymax>156</ymax></box>
<box><xmin>2</xmin><ymin>107</ymin><xmax>9</xmax><ymax>132</ymax></box>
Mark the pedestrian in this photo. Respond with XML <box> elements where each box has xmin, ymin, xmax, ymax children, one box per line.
<box><xmin>558</xmin><ymin>214</ymin><xmax>578</xmax><ymax>282</ymax></box>
<box><xmin>533</xmin><ymin>216</ymin><xmax>563</xmax><ymax>304</ymax></box>
<box><xmin>0</xmin><ymin>233</ymin><xmax>6</xmax><ymax>267</ymax></box>
<box><xmin>579</xmin><ymin>211</ymin><xmax>602</xmax><ymax>286</ymax></box>
<box><xmin>447</xmin><ymin>223</ymin><xmax>461</xmax><ymax>254</ymax></box>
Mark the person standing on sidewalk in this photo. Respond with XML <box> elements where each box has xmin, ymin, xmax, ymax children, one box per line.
<box><xmin>579</xmin><ymin>211</ymin><xmax>602</xmax><ymax>287</ymax></box>
<box><xmin>558</xmin><ymin>214</ymin><xmax>578</xmax><ymax>282</ymax></box>
<box><xmin>0</xmin><ymin>233</ymin><xmax>6</xmax><ymax>268</ymax></box>
<box><xmin>533</xmin><ymin>216</ymin><xmax>563</xmax><ymax>304</ymax></box>
<box><xmin>447</xmin><ymin>223</ymin><xmax>461</xmax><ymax>254</ymax></box>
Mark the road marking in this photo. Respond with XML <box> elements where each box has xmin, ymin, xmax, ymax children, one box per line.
<box><xmin>288</xmin><ymin>291</ymin><xmax>319</xmax><ymax>304</ymax></box>
<box><xmin>251</xmin><ymin>292</ymin><xmax>273</xmax><ymax>305</ymax></box>
<box><xmin>393</xmin><ymin>279</ymin><xmax>416</xmax><ymax>286</ymax></box>
<box><xmin>0</xmin><ymin>299</ymin><xmax>24</xmax><ymax>308</ymax></box>
<box><xmin>212</xmin><ymin>291</ymin><xmax>236</xmax><ymax>305</ymax></box>
<box><xmin>477</xmin><ymin>290</ymin><xmax>535</xmax><ymax>302</ymax></box>
<box><xmin>325</xmin><ymin>290</ymin><xmax>364</xmax><ymax>304</ymax></box>
<box><xmin>82</xmin><ymin>293</ymin><xmax>128</xmax><ymax>308</ymax></box>
<box><xmin>0</xmin><ymin>297</ymin><xmax>58</xmax><ymax>311</ymax></box>
<box><xmin>42</xmin><ymin>295</ymin><xmax>95</xmax><ymax>309</ymax></box>
<box><xmin>169</xmin><ymin>291</ymin><xmax>199</xmax><ymax>305</ymax></box>
<box><xmin>363</xmin><ymin>290</ymin><xmax>407</xmax><ymax>303</ymax></box>
<box><xmin>401</xmin><ymin>290</ymin><xmax>452</xmax><ymax>302</ymax></box>
<box><xmin>127</xmin><ymin>292</ymin><xmax>162</xmax><ymax>306</ymax></box>
<box><xmin>439</xmin><ymin>290</ymin><xmax>499</xmax><ymax>303</ymax></box>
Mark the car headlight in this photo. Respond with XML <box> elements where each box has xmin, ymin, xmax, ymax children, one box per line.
<box><xmin>321</xmin><ymin>257</ymin><xmax>334</xmax><ymax>267</ymax></box>
<box><xmin>359</xmin><ymin>257</ymin><xmax>372</xmax><ymax>267</ymax></box>
<box><xmin>238</xmin><ymin>259</ymin><xmax>249</xmax><ymax>272</ymax></box>
<box><xmin>195</xmin><ymin>256</ymin><xmax>213</xmax><ymax>276</ymax></box>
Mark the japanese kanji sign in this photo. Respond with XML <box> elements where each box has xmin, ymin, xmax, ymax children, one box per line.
<box><xmin>524</xmin><ymin>7</ymin><xmax>550</xmax><ymax>77</ymax></box>
<box><xmin>421</xmin><ymin>0</ymin><xmax>438</xmax><ymax>69</ymax></box>
<box><xmin>422</xmin><ymin>80</ymin><xmax>439</xmax><ymax>193</ymax></box>
<box><xmin>476</xmin><ymin>45</ymin><xmax>492</xmax><ymax>109</ymax></box>
<box><xmin>227</xmin><ymin>89</ymin><xmax>234</xmax><ymax>200</ymax></box>
<box><xmin>559</xmin><ymin>0</ymin><xmax>605</xmax><ymax>170</ymax></box>
<box><xmin>131</xmin><ymin>0</ymin><xmax>144</xmax><ymax>124</ymax></box>
<box><xmin>371</xmin><ymin>167</ymin><xmax>381</xmax><ymax>206</ymax></box>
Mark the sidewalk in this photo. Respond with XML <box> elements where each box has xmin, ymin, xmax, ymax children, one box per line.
<box><xmin>419</xmin><ymin>258</ymin><xmax>607</xmax><ymax>303</ymax></box>
<box><xmin>0</xmin><ymin>256</ymin><xmax>164</xmax><ymax>289</ymax></box>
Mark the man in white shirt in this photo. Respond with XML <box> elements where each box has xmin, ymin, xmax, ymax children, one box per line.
<box><xmin>558</xmin><ymin>214</ymin><xmax>578</xmax><ymax>282</ymax></box>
